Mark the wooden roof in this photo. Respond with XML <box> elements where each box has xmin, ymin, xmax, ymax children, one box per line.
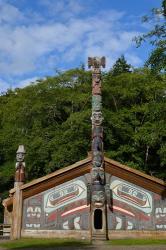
<box><xmin>10</xmin><ymin>157</ymin><xmax>92</xmax><ymax>199</ymax></box>
<box><xmin>4</xmin><ymin>156</ymin><xmax>166</xmax><ymax>207</ymax></box>
<box><xmin>104</xmin><ymin>157</ymin><xmax>166</xmax><ymax>197</ymax></box>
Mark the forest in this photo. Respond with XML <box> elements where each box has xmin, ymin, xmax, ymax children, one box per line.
<box><xmin>0</xmin><ymin>1</ymin><xmax>165</xmax><ymax>222</ymax></box>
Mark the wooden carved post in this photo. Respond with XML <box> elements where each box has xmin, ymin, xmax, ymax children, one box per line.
<box><xmin>15</xmin><ymin>145</ymin><xmax>26</xmax><ymax>185</ymax></box>
<box><xmin>11</xmin><ymin>145</ymin><xmax>25</xmax><ymax>240</ymax></box>
<box><xmin>88</xmin><ymin>57</ymin><xmax>108</xmax><ymax>240</ymax></box>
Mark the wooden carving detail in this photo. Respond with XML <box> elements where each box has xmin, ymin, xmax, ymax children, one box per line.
<box><xmin>88</xmin><ymin>56</ymin><xmax>105</xmax><ymax>185</ymax></box>
<box><xmin>15</xmin><ymin>145</ymin><xmax>26</xmax><ymax>183</ymax></box>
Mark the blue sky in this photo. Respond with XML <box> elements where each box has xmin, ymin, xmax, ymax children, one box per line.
<box><xmin>0</xmin><ymin>0</ymin><xmax>162</xmax><ymax>93</ymax></box>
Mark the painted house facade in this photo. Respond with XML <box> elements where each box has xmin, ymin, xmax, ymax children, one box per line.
<box><xmin>3</xmin><ymin>156</ymin><xmax>166</xmax><ymax>240</ymax></box>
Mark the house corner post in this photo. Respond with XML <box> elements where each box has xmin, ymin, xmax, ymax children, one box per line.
<box><xmin>11</xmin><ymin>145</ymin><xmax>26</xmax><ymax>240</ymax></box>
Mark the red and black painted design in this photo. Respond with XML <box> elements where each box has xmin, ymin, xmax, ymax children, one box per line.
<box><xmin>23</xmin><ymin>176</ymin><xmax>90</xmax><ymax>230</ymax></box>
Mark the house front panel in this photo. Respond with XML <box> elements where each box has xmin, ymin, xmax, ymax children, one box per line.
<box><xmin>107</xmin><ymin>175</ymin><xmax>166</xmax><ymax>231</ymax></box>
<box><xmin>22</xmin><ymin>175</ymin><xmax>90</xmax><ymax>230</ymax></box>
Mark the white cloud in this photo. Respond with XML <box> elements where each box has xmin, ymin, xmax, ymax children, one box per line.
<box><xmin>0</xmin><ymin>76</ymin><xmax>40</xmax><ymax>94</ymax></box>
<box><xmin>0</xmin><ymin>78</ymin><xmax>10</xmax><ymax>93</ymax></box>
<box><xmin>126</xmin><ymin>53</ymin><xmax>143</xmax><ymax>66</ymax></box>
<box><xmin>40</xmin><ymin>0</ymin><xmax>84</xmax><ymax>19</ymax></box>
<box><xmin>0</xmin><ymin>1</ymin><xmax>24</xmax><ymax>24</ymax></box>
<box><xmin>17</xmin><ymin>77</ymin><xmax>39</xmax><ymax>88</ymax></box>
<box><xmin>0</xmin><ymin>0</ymin><xmax>144</xmax><ymax>92</ymax></box>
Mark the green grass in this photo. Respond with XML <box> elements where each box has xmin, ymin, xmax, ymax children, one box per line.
<box><xmin>1</xmin><ymin>238</ymin><xmax>166</xmax><ymax>249</ymax></box>
<box><xmin>0</xmin><ymin>238</ymin><xmax>90</xmax><ymax>249</ymax></box>
<box><xmin>109</xmin><ymin>239</ymin><xmax>166</xmax><ymax>245</ymax></box>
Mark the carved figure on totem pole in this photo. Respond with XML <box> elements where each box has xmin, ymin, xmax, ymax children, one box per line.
<box><xmin>88</xmin><ymin>57</ymin><xmax>106</xmax><ymax>69</ymax></box>
<box><xmin>92</xmin><ymin>151</ymin><xmax>103</xmax><ymax>168</ymax></box>
<box><xmin>92</xmin><ymin>95</ymin><xmax>102</xmax><ymax>111</ymax></box>
<box><xmin>91</xmin><ymin>167</ymin><xmax>105</xmax><ymax>184</ymax></box>
<box><xmin>92</xmin><ymin>190</ymin><xmax>105</xmax><ymax>208</ymax></box>
<box><xmin>91</xmin><ymin>111</ymin><xmax>103</xmax><ymax>126</ymax></box>
<box><xmin>92</xmin><ymin>73</ymin><xmax>101</xmax><ymax>95</ymax></box>
<box><xmin>15</xmin><ymin>145</ymin><xmax>26</xmax><ymax>183</ymax></box>
<box><xmin>92</xmin><ymin>136</ymin><xmax>103</xmax><ymax>152</ymax></box>
<box><xmin>92</xmin><ymin>126</ymin><xmax>103</xmax><ymax>138</ymax></box>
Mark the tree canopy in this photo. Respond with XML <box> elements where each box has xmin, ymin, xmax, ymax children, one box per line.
<box><xmin>110</xmin><ymin>55</ymin><xmax>131</xmax><ymax>76</ymax></box>
<box><xmin>134</xmin><ymin>0</ymin><xmax>166</xmax><ymax>73</ymax></box>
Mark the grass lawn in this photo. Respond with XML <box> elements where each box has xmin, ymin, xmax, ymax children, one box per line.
<box><xmin>109</xmin><ymin>239</ymin><xmax>166</xmax><ymax>245</ymax></box>
<box><xmin>0</xmin><ymin>238</ymin><xmax>90</xmax><ymax>249</ymax></box>
<box><xmin>0</xmin><ymin>238</ymin><xmax>166</xmax><ymax>249</ymax></box>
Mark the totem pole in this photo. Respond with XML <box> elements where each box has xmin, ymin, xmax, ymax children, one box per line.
<box><xmin>11</xmin><ymin>145</ymin><xmax>26</xmax><ymax>240</ymax></box>
<box><xmin>15</xmin><ymin>145</ymin><xmax>26</xmax><ymax>185</ymax></box>
<box><xmin>88</xmin><ymin>57</ymin><xmax>108</xmax><ymax>240</ymax></box>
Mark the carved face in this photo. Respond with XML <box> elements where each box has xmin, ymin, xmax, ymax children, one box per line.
<box><xmin>92</xmin><ymin>73</ymin><xmax>100</xmax><ymax>83</ymax></box>
<box><xmin>93</xmin><ymin>151</ymin><xmax>103</xmax><ymax>168</ymax></box>
<box><xmin>91</xmin><ymin>168</ymin><xmax>105</xmax><ymax>184</ymax></box>
<box><xmin>92</xmin><ymin>191</ymin><xmax>105</xmax><ymax>207</ymax></box>
<box><xmin>92</xmin><ymin>83</ymin><xmax>101</xmax><ymax>95</ymax></box>
<box><xmin>99</xmin><ymin>168</ymin><xmax>105</xmax><ymax>183</ymax></box>
<box><xmin>16</xmin><ymin>152</ymin><xmax>24</xmax><ymax>162</ymax></box>
<box><xmin>91</xmin><ymin>168</ymin><xmax>99</xmax><ymax>181</ymax></box>
<box><xmin>93</xmin><ymin>156</ymin><xmax>102</xmax><ymax>168</ymax></box>
<box><xmin>91</xmin><ymin>111</ymin><xmax>103</xmax><ymax>126</ymax></box>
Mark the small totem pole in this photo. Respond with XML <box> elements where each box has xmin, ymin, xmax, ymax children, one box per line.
<box><xmin>15</xmin><ymin>145</ymin><xmax>26</xmax><ymax>185</ymax></box>
<box><xmin>88</xmin><ymin>57</ymin><xmax>108</xmax><ymax>240</ymax></box>
<box><xmin>11</xmin><ymin>145</ymin><xmax>25</xmax><ymax>240</ymax></box>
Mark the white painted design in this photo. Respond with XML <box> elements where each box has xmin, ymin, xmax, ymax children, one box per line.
<box><xmin>155</xmin><ymin>207</ymin><xmax>166</xmax><ymax>218</ymax></box>
<box><xmin>63</xmin><ymin>221</ymin><xmax>69</xmax><ymax>230</ymax></box>
<box><xmin>74</xmin><ymin>217</ymin><xmax>81</xmax><ymax>229</ymax></box>
<box><xmin>26</xmin><ymin>206</ymin><xmax>41</xmax><ymax>218</ymax></box>
<box><xmin>44</xmin><ymin>180</ymin><xmax>87</xmax><ymax>213</ymax></box>
<box><xmin>116</xmin><ymin>217</ymin><xmax>122</xmax><ymax>229</ymax></box>
<box><xmin>110</xmin><ymin>180</ymin><xmax>152</xmax><ymax>214</ymax></box>
<box><xmin>156</xmin><ymin>225</ymin><xmax>166</xmax><ymax>229</ymax></box>
<box><xmin>26</xmin><ymin>224</ymin><xmax>40</xmax><ymax>228</ymax></box>
<box><xmin>127</xmin><ymin>221</ymin><xmax>133</xmax><ymax>230</ymax></box>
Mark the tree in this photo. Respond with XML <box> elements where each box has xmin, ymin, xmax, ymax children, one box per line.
<box><xmin>110</xmin><ymin>55</ymin><xmax>132</xmax><ymax>76</ymax></box>
<box><xmin>0</xmin><ymin>67</ymin><xmax>165</xmax><ymax>222</ymax></box>
<box><xmin>134</xmin><ymin>0</ymin><xmax>166</xmax><ymax>73</ymax></box>
<box><xmin>104</xmin><ymin>69</ymin><xmax>166</xmax><ymax>179</ymax></box>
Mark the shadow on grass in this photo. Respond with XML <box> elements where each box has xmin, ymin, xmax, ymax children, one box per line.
<box><xmin>0</xmin><ymin>238</ymin><xmax>91</xmax><ymax>249</ymax></box>
<box><xmin>108</xmin><ymin>239</ymin><xmax>166</xmax><ymax>246</ymax></box>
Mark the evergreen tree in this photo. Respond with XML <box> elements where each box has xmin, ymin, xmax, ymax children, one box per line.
<box><xmin>110</xmin><ymin>55</ymin><xmax>132</xmax><ymax>76</ymax></box>
<box><xmin>134</xmin><ymin>0</ymin><xmax>166</xmax><ymax>73</ymax></box>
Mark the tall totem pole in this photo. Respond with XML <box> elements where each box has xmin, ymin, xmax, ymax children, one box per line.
<box><xmin>88</xmin><ymin>57</ymin><xmax>108</xmax><ymax>240</ymax></box>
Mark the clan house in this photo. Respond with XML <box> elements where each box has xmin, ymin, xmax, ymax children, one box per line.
<box><xmin>2</xmin><ymin>57</ymin><xmax>166</xmax><ymax>241</ymax></box>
